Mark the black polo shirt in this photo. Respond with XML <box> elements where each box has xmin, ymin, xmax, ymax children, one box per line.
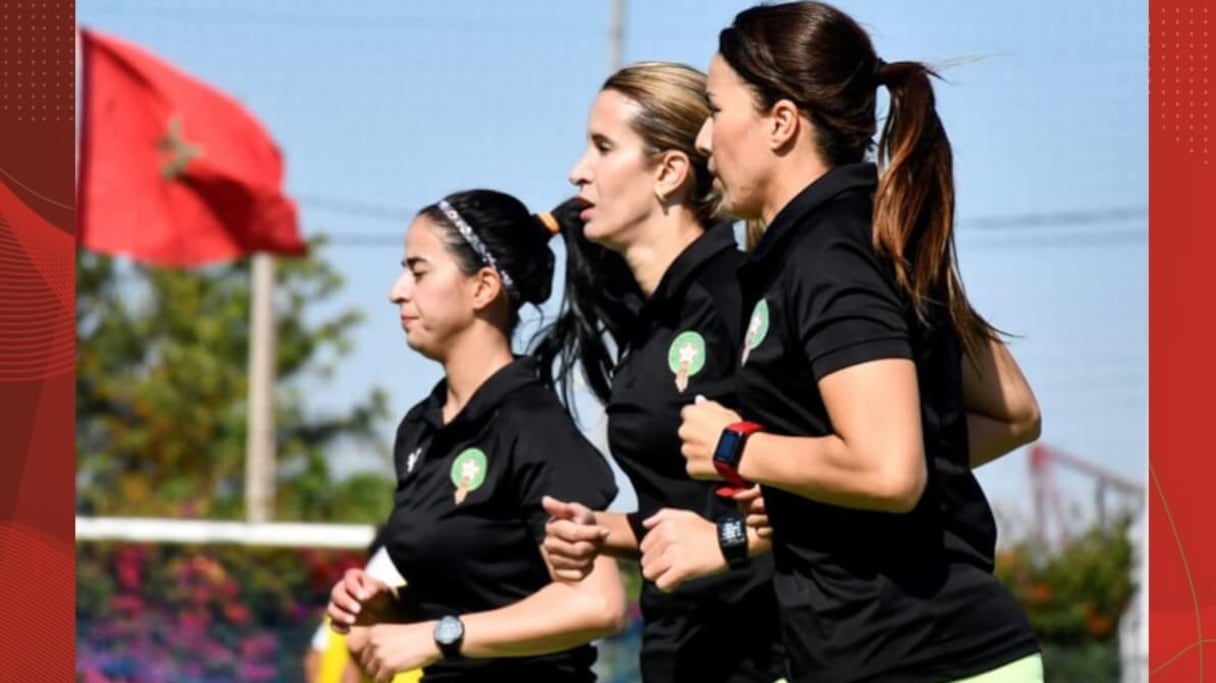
<box><xmin>385</xmin><ymin>357</ymin><xmax>618</xmax><ymax>683</ymax></box>
<box><xmin>734</xmin><ymin>163</ymin><xmax>1039</xmax><ymax>683</ymax></box>
<box><xmin>607</xmin><ymin>224</ymin><xmax>784</xmax><ymax>680</ymax></box>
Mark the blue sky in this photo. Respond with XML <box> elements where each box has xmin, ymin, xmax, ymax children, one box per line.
<box><xmin>78</xmin><ymin>0</ymin><xmax>1147</xmax><ymax>541</ymax></box>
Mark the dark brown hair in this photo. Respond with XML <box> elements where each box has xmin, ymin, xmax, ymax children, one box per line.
<box><xmin>419</xmin><ymin>189</ymin><xmax>556</xmax><ymax>334</ymax></box>
<box><xmin>719</xmin><ymin>1</ymin><xmax>997</xmax><ymax>359</ymax></box>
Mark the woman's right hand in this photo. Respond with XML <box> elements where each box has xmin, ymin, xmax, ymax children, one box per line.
<box><xmin>541</xmin><ymin>496</ymin><xmax>610</xmax><ymax>582</ymax></box>
<box><xmin>328</xmin><ymin>568</ymin><xmax>394</xmax><ymax>634</ymax></box>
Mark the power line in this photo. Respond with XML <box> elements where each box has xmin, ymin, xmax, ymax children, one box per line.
<box><xmin>299</xmin><ymin>193</ymin><xmax>1145</xmax><ymax>228</ymax></box>
<box><xmin>298</xmin><ymin>192</ymin><xmax>1145</xmax><ymax>229</ymax></box>
<box><xmin>300</xmin><ymin>194</ymin><xmax>1147</xmax><ymax>249</ymax></box>
<box><xmin>319</xmin><ymin>229</ymin><xmax>1145</xmax><ymax>249</ymax></box>
<box><xmin>298</xmin><ymin>195</ymin><xmax>413</xmax><ymax>223</ymax></box>
<box><xmin>956</xmin><ymin>228</ymin><xmax>1146</xmax><ymax>249</ymax></box>
<box><xmin>962</xmin><ymin>207</ymin><xmax>1145</xmax><ymax>231</ymax></box>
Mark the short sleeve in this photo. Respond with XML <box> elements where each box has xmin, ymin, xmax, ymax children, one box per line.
<box><xmin>310</xmin><ymin>621</ymin><xmax>330</xmax><ymax>651</ymax></box>
<box><xmin>793</xmin><ymin>226</ymin><xmax>912</xmax><ymax>380</ymax></box>
<box><xmin>509</xmin><ymin>404</ymin><xmax>619</xmax><ymax>544</ymax></box>
<box><xmin>624</xmin><ymin>511</ymin><xmax>648</xmax><ymax>547</ymax></box>
<box><xmin>392</xmin><ymin>407</ymin><xmax>425</xmax><ymax>481</ymax></box>
<box><xmin>364</xmin><ymin>546</ymin><xmax>404</xmax><ymax>587</ymax></box>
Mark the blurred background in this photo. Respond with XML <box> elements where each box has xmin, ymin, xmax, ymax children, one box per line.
<box><xmin>73</xmin><ymin>1</ymin><xmax>1147</xmax><ymax>681</ymax></box>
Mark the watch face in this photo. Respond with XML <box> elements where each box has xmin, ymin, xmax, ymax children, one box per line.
<box><xmin>435</xmin><ymin>616</ymin><xmax>463</xmax><ymax>644</ymax></box>
<box><xmin>713</xmin><ymin>429</ymin><xmax>743</xmax><ymax>465</ymax></box>
<box><xmin>720</xmin><ymin>516</ymin><xmax>747</xmax><ymax>546</ymax></box>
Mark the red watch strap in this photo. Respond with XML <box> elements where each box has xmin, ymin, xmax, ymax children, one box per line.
<box><xmin>727</xmin><ymin>421</ymin><xmax>764</xmax><ymax>436</ymax></box>
<box><xmin>713</xmin><ymin>421</ymin><xmax>764</xmax><ymax>498</ymax></box>
<box><xmin>715</xmin><ymin>484</ymin><xmax>750</xmax><ymax>498</ymax></box>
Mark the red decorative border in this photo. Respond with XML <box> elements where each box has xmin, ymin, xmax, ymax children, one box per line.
<box><xmin>1149</xmin><ymin>0</ymin><xmax>1215</xmax><ymax>679</ymax></box>
<box><xmin>0</xmin><ymin>2</ymin><xmax>1192</xmax><ymax>679</ymax></box>
<box><xmin>0</xmin><ymin>0</ymin><xmax>78</xmax><ymax>679</ymax></box>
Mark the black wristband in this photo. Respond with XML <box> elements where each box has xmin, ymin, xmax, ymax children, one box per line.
<box><xmin>716</xmin><ymin>511</ymin><xmax>749</xmax><ymax>569</ymax></box>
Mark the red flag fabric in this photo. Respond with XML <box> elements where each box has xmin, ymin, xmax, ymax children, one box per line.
<box><xmin>78</xmin><ymin>29</ymin><xmax>306</xmax><ymax>267</ymax></box>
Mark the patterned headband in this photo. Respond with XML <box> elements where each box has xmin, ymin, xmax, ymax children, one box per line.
<box><xmin>436</xmin><ymin>199</ymin><xmax>516</xmax><ymax>295</ymax></box>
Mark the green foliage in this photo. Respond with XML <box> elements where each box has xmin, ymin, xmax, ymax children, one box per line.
<box><xmin>616</xmin><ymin>559</ymin><xmax>643</xmax><ymax>604</ymax></box>
<box><xmin>992</xmin><ymin>515</ymin><xmax>1138</xmax><ymax>682</ymax></box>
<box><xmin>995</xmin><ymin>515</ymin><xmax>1135</xmax><ymax>646</ymax></box>
<box><xmin>77</xmin><ymin>542</ymin><xmax>366</xmax><ymax>682</ymax></box>
<box><xmin>76</xmin><ymin>238</ymin><xmax>393</xmax><ymax>521</ymax></box>
<box><xmin>1039</xmin><ymin>641</ymin><xmax>1122</xmax><ymax>683</ymax></box>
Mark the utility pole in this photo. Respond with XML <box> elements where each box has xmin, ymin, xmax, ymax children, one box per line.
<box><xmin>244</xmin><ymin>253</ymin><xmax>276</xmax><ymax>523</ymax></box>
<box><xmin>609</xmin><ymin>0</ymin><xmax>625</xmax><ymax>72</ymax></box>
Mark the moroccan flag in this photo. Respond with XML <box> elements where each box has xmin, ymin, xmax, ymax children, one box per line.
<box><xmin>77</xmin><ymin>29</ymin><xmax>306</xmax><ymax>267</ymax></box>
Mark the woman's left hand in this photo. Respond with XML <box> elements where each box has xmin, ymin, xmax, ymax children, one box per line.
<box><xmin>678</xmin><ymin>397</ymin><xmax>742</xmax><ymax>480</ymax></box>
<box><xmin>639</xmin><ymin>508</ymin><xmax>728</xmax><ymax>591</ymax></box>
<box><xmin>356</xmin><ymin>622</ymin><xmax>441</xmax><ymax>683</ymax></box>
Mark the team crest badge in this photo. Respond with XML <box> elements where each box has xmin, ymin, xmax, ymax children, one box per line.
<box><xmin>741</xmin><ymin>300</ymin><xmax>770</xmax><ymax>365</ymax></box>
<box><xmin>450</xmin><ymin>448</ymin><xmax>488</xmax><ymax>505</ymax></box>
<box><xmin>667</xmin><ymin>331</ymin><xmax>707</xmax><ymax>393</ymax></box>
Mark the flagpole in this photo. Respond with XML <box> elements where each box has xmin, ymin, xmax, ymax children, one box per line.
<box><xmin>245</xmin><ymin>252</ymin><xmax>277</xmax><ymax>523</ymax></box>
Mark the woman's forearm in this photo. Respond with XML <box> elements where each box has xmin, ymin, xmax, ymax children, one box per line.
<box><xmin>738</xmin><ymin>431</ymin><xmax>925</xmax><ymax>513</ymax></box>
<box><xmin>963</xmin><ymin>339</ymin><xmax>1041</xmax><ymax>433</ymax></box>
<box><xmin>968</xmin><ymin>410</ymin><xmax>1041</xmax><ymax>468</ymax></box>
<box><xmin>592</xmin><ymin>511</ymin><xmax>641</xmax><ymax>559</ymax></box>
<box><xmin>458</xmin><ymin>555</ymin><xmax>626</xmax><ymax>658</ymax></box>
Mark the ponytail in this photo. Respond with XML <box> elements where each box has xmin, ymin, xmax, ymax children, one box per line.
<box><xmin>530</xmin><ymin>198</ymin><xmax>642</xmax><ymax>407</ymax></box>
<box><xmin>873</xmin><ymin>60</ymin><xmax>998</xmax><ymax>362</ymax></box>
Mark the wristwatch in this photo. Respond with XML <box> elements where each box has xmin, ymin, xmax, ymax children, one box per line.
<box><xmin>433</xmin><ymin>615</ymin><xmax>465</xmax><ymax>661</ymax></box>
<box><xmin>712</xmin><ymin>421</ymin><xmax>763</xmax><ymax>497</ymax></box>
<box><xmin>716</xmin><ymin>511</ymin><xmax>750</xmax><ymax>569</ymax></box>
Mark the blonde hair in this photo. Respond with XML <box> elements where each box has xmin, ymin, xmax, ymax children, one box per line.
<box><xmin>603</xmin><ymin>62</ymin><xmax>722</xmax><ymax>226</ymax></box>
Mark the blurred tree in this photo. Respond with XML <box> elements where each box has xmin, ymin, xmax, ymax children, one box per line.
<box><xmin>76</xmin><ymin>237</ymin><xmax>393</xmax><ymax>522</ymax></box>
